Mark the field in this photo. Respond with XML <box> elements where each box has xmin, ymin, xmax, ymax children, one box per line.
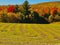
<box><xmin>0</xmin><ymin>23</ymin><xmax>60</xmax><ymax>45</ymax></box>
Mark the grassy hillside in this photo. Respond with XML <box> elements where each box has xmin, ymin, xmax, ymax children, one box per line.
<box><xmin>0</xmin><ymin>23</ymin><xmax>60</xmax><ymax>45</ymax></box>
<box><xmin>30</xmin><ymin>1</ymin><xmax>60</xmax><ymax>15</ymax></box>
<box><xmin>0</xmin><ymin>2</ymin><xmax>60</xmax><ymax>15</ymax></box>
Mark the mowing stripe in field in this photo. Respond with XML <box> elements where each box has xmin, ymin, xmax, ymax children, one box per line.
<box><xmin>19</xmin><ymin>24</ymin><xmax>26</xmax><ymax>34</ymax></box>
<box><xmin>32</xmin><ymin>24</ymin><xmax>55</xmax><ymax>41</ymax></box>
<box><xmin>49</xmin><ymin>24</ymin><xmax>60</xmax><ymax>31</ymax></box>
<box><xmin>40</xmin><ymin>25</ymin><xmax>60</xmax><ymax>38</ymax></box>
<box><xmin>37</xmin><ymin>25</ymin><xmax>60</xmax><ymax>42</ymax></box>
<box><xmin>1</xmin><ymin>24</ymin><xmax>11</xmax><ymax>30</ymax></box>
<box><xmin>24</xmin><ymin>24</ymin><xmax>42</xmax><ymax>38</ymax></box>
<box><xmin>12</xmin><ymin>24</ymin><xmax>24</xmax><ymax>35</ymax></box>
<box><xmin>47</xmin><ymin>25</ymin><xmax>60</xmax><ymax>35</ymax></box>
<box><xmin>6</xmin><ymin>24</ymin><xmax>17</xmax><ymax>31</ymax></box>
<box><xmin>0</xmin><ymin>23</ymin><xmax>5</xmax><ymax>27</ymax></box>
<box><xmin>0</xmin><ymin>24</ymin><xmax>10</xmax><ymax>30</ymax></box>
<box><xmin>30</xmin><ymin>24</ymin><xmax>46</xmax><ymax>38</ymax></box>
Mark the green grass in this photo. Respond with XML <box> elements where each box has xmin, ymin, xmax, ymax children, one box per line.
<box><xmin>0</xmin><ymin>23</ymin><xmax>60</xmax><ymax>45</ymax></box>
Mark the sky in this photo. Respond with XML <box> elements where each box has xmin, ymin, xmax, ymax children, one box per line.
<box><xmin>0</xmin><ymin>0</ymin><xmax>60</xmax><ymax>5</ymax></box>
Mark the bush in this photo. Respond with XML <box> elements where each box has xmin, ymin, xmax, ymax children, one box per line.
<box><xmin>54</xmin><ymin>14</ymin><xmax>60</xmax><ymax>21</ymax></box>
<box><xmin>48</xmin><ymin>15</ymin><xmax>54</xmax><ymax>23</ymax></box>
<box><xmin>30</xmin><ymin>11</ymin><xmax>49</xmax><ymax>24</ymax></box>
<box><xmin>1</xmin><ymin>13</ymin><xmax>9</xmax><ymax>22</ymax></box>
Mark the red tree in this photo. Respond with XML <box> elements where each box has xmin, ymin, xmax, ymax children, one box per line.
<box><xmin>50</xmin><ymin>7</ymin><xmax>58</xmax><ymax>15</ymax></box>
<box><xmin>7</xmin><ymin>5</ymin><xmax>15</xmax><ymax>13</ymax></box>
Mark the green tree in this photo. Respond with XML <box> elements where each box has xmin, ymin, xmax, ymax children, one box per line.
<box><xmin>13</xmin><ymin>5</ymin><xmax>20</xmax><ymax>13</ymax></box>
<box><xmin>22</xmin><ymin>0</ymin><xmax>30</xmax><ymax>15</ymax></box>
<box><xmin>20</xmin><ymin>0</ymin><xmax>31</xmax><ymax>23</ymax></box>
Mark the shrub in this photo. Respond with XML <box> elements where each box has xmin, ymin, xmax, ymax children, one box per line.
<box><xmin>48</xmin><ymin>15</ymin><xmax>54</xmax><ymax>23</ymax></box>
<box><xmin>1</xmin><ymin>13</ymin><xmax>9</xmax><ymax>22</ymax></box>
<box><xmin>54</xmin><ymin>14</ymin><xmax>60</xmax><ymax>21</ymax></box>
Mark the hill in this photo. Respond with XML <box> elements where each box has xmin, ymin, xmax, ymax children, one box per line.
<box><xmin>30</xmin><ymin>1</ymin><xmax>60</xmax><ymax>15</ymax></box>
<box><xmin>0</xmin><ymin>1</ymin><xmax>60</xmax><ymax>15</ymax></box>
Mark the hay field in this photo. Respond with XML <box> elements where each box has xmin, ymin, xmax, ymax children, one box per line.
<box><xmin>0</xmin><ymin>23</ymin><xmax>60</xmax><ymax>45</ymax></box>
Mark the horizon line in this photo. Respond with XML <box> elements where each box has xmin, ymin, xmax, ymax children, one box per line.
<box><xmin>0</xmin><ymin>1</ymin><xmax>60</xmax><ymax>6</ymax></box>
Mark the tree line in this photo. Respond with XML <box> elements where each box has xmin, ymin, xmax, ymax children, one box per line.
<box><xmin>0</xmin><ymin>0</ymin><xmax>60</xmax><ymax>24</ymax></box>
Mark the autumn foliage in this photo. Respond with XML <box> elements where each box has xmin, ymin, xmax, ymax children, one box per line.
<box><xmin>7</xmin><ymin>6</ymin><xmax>15</xmax><ymax>12</ymax></box>
<box><xmin>0</xmin><ymin>1</ymin><xmax>60</xmax><ymax>23</ymax></box>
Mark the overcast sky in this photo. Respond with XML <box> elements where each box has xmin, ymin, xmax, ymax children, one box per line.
<box><xmin>0</xmin><ymin>0</ymin><xmax>60</xmax><ymax>5</ymax></box>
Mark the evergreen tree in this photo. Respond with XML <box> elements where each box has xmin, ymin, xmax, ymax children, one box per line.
<box><xmin>13</xmin><ymin>5</ymin><xmax>19</xmax><ymax>13</ymax></box>
<box><xmin>20</xmin><ymin>0</ymin><xmax>31</xmax><ymax>23</ymax></box>
<box><xmin>22</xmin><ymin>0</ymin><xmax>30</xmax><ymax>15</ymax></box>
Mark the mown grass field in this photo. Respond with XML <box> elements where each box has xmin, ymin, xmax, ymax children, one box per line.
<box><xmin>0</xmin><ymin>23</ymin><xmax>60</xmax><ymax>45</ymax></box>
